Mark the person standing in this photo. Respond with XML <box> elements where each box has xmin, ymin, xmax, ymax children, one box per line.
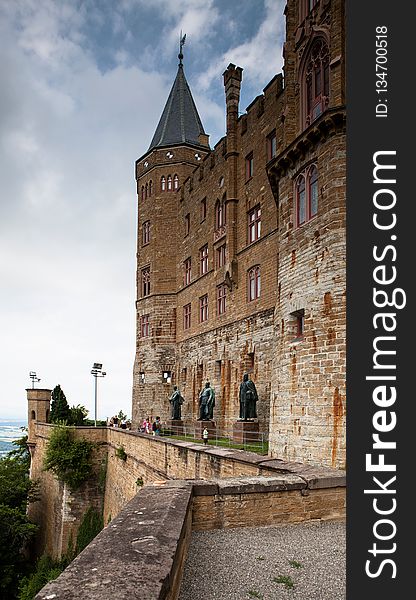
<box><xmin>202</xmin><ymin>427</ymin><xmax>209</xmax><ymax>445</ymax></box>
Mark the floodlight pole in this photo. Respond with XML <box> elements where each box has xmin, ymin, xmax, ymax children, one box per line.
<box><xmin>91</xmin><ymin>364</ymin><xmax>106</xmax><ymax>427</ymax></box>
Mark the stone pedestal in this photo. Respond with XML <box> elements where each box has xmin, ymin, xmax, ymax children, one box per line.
<box><xmin>168</xmin><ymin>419</ymin><xmax>184</xmax><ymax>435</ymax></box>
<box><xmin>194</xmin><ymin>420</ymin><xmax>216</xmax><ymax>440</ymax></box>
<box><xmin>232</xmin><ymin>420</ymin><xmax>260</xmax><ymax>444</ymax></box>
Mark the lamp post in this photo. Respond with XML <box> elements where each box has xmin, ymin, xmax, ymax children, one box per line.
<box><xmin>91</xmin><ymin>363</ymin><xmax>106</xmax><ymax>427</ymax></box>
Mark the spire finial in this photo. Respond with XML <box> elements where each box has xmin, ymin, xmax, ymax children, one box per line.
<box><xmin>178</xmin><ymin>31</ymin><xmax>186</xmax><ymax>66</ymax></box>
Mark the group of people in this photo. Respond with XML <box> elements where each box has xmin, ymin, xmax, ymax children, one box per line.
<box><xmin>140</xmin><ymin>416</ymin><xmax>162</xmax><ymax>435</ymax></box>
<box><xmin>108</xmin><ymin>415</ymin><xmax>131</xmax><ymax>429</ymax></box>
<box><xmin>167</xmin><ymin>373</ymin><xmax>259</xmax><ymax>422</ymax></box>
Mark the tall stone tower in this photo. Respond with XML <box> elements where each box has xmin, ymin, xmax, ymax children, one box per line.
<box><xmin>132</xmin><ymin>46</ymin><xmax>210</xmax><ymax>426</ymax></box>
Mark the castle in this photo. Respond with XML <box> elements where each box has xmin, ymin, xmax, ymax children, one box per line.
<box><xmin>132</xmin><ymin>0</ymin><xmax>346</xmax><ymax>469</ymax></box>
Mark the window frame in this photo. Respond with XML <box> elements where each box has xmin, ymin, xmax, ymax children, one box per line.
<box><xmin>183</xmin><ymin>303</ymin><xmax>192</xmax><ymax>330</ymax></box>
<box><xmin>199</xmin><ymin>244</ymin><xmax>209</xmax><ymax>275</ymax></box>
<box><xmin>140</xmin><ymin>314</ymin><xmax>150</xmax><ymax>337</ymax></box>
<box><xmin>217</xmin><ymin>284</ymin><xmax>227</xmax><ymax>315</ymax></box>
<box><xmin>295</xmin><ymin>164</ymin><xmax>318</xmax><ymax>227</ymax></box>
<box><xmin>200</xmin><ymin>198</ymin><xmax>207</xmax><ymax>222</ymax></box>
<box><xmin>216</xmin><ymin>243</ymin><xmax>226</xmax><ymax>269</ymax></box>
<box><xmin>142</xmin><ymin>220</ymin><xmax>151</xmax><ymax>246</ymax></box>
<box><xmin>248</xmin><ymin>205</ymin><xmax>262</xmax><ymax>244</ymax></box>
<box><xmin>303</xmin><ymin>37</ymin><xmax>330</xmax><ymax>127</ymax></box>
<box><xmin>248</xmin><ymin>266</ymin><xmax>261</xmax><ymax>302</ymax></box>
<box><xmin>245</xmin><ymin>152</ymin><xmax>254</xmax><ymax>181</ymax></box>
<box><xmin>184</xmin><ymin>257</ymin><xmax>192</xmax><ymax>286</ymax></box>
<box><xmin>185</xmin><ymin>213</ymin><xmax>190</xmax><ymax>237</ymax></box>
<box><xmin>267</xmin><ymin>130</ymin><xmax>277</xmax><ymax>161</ymax></box>
<box><xmin>141</xmin><ymin>266</ymin><xmax>151</xmax><ymax>297</ymax></box>
<box><xmin>199</xmin><ymin>294</ymin><xmax>208</xmax><ymax>323</ymax></box>
<box><xmin>161</xmin><ymin>176</ymin><xmax>166</xmax><ymax>192</ymax></box>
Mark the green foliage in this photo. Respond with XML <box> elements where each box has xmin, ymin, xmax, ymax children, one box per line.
<box><xmin>43</xmin><ymin>426</ymin><xmax>94</xmax><ymax>490</ymax></box>
<box><xmin>115</xmin><ymin>446</ymin><xmax>127</xmax><ymax>461</ymax></box>
<box><xmin>117</xmin><ymin>410</ymin><xmax>127</xmax><ymax>422</ymax></box>
<box><xmin>98</xmin><ymin>456</ymin><xmax>108</xmax><ymax>494</ymax></box>
<box><xmin>136</xmin><ymin>477</ymin><xmax>144</xmax><ymax>487</ymax></box>
<box><xmin>50</xmin><ymin>385</ymin><xmax>70</xmax><ymax>423</ymax></box>
<box><xmin>273</xmin><ymin>575</ymin><xmax>295</xmax><ymax>589</ymax></box>
<box><xmin>17</xmin><ymin>555</ymin><xmax>65</xmax><ymax>600</ymax></box>
<box><xmin>75</xmin><ymin>507</ymin><xmax>103</xmax><ymax>555</ymax></box>
<box><xmin>67</xmin><ymin>404</ymin><xmax>89</xmax><ymax>426</ymax></box>
<box><xmin>289</xmin><ymin>559</ymin><xmax>302</xmax><ymax>569</ymax></box>
<box><xmin>248</xmin><ymin>591</ymin><xmax>263</xmax><ymax>599</ymax></box>
<box><xmin>0</xmin><ymin>440</ymin><xmax>38</xmax><ymax>599</ymax></box>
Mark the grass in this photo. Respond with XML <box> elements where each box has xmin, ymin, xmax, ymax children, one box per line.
<box><xmin>289</xmin><ymin>559</ymin><xmax>302</xmax><ymax>569</ymax></box>
<box><xmin>164</xmin><ymin>432</ymin><xmax>268</xmax><ymax>455</ymax></box>
<box><xmin>248</xmin><ymin>591</ymin><xmax>264</xmax><ymax>599</ymax></box>
<box><xmin>273</xmin><ymin>575</ymin><xmax>295</xmax><ymax>589</ymax></box>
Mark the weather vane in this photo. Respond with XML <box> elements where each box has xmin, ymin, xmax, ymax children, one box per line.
<box><xmin>179</xmin><ymin>31</ymin><xmax>186</xmax><ymax>65</ymax></box>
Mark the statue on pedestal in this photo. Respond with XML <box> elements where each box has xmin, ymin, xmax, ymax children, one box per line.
<box><xmin>198</xmin><ymin>381</ymin><xmax>215</xmax><ymax>420</ymax></box>
<box><xmin>168</xmin><ymin>385</ymin><xmax>184</xmax><ymax>420</ymax></box>
<box><xmin>239</xmin><ymin>373</ymin><xmax>258</xmax><ymax>420</ymax></box>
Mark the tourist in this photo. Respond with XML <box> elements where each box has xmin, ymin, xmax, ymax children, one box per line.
<box><xmin>203</xmin><ymin>427</ymin><xmax>209</xmax><ymax>445</ymax></box>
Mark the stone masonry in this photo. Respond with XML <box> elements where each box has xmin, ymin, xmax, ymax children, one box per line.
<box><xmin>130</xmin><ymin>0</ymin><xmax>346</xmax><ymax>468</ymax></box>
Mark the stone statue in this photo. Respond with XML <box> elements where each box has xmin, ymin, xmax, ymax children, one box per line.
<box><xmin>239</xmin><ymin>373</ymin><xmax>258</xmax><ymax>420</ymax></box>
<box><xmin>198</xmin><ymin>381</ymin><xmax>215</xmax><ymax>420</ymax></box>
<box><xmin>169</xmin><ymin>385</ymin><xmax>184</xmax><ymax>420</ymax></box>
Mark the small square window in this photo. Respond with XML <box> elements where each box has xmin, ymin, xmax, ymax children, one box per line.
<box><xmin>163</xmin><ymin>371</ymin><xmax>172</xmax><ymax>384</ymax></box>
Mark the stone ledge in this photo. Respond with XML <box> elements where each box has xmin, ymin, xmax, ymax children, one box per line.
<box><xmin>35</xmin><ymin>482</ymin><xmax>193</xmax><ymax>600</ymax></box>
<box><xmin>192</xmin><ymin>475</ymin><xmax>305</xmax><ymax>496</ymax></box>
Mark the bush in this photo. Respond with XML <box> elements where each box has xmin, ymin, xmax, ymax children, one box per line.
<box><xmin>43</xmin><ymin>426</ymin><xmax>94</xmax><ymax>490</ymax></box>
<box><xmin>75</xmin><ymin>507</ymin><xmax>103</xmax><ymax>555</ymax></box>
<box><xmin>115</xmin><ymin>446</ymin><xmax>127</xmax><ymax>461</ymax></box>
<box><xmin>18</xmin><ymin>555</ymin><xmax>65</xmax><ymax>600</ymax></box>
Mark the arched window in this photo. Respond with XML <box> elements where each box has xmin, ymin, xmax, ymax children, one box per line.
<box><xmin>161</xmin><ymin>176</ymin><xmax>166</xmax><ymax>191</ymax></box>
<box><xmin>296</xmin><ymin>165</ymin><xmax>318</xmax><ymax>226</ymax></box>
<box><xmin>296</xmin><ymin>175</ymin><xmax>306</xmax><ymax>225</ymax></box>
<box><xmin>145</xmin><ymin>183</ymin><xmax>148</xmax><ymax>199</ymax></box>
<box><xmin>141</xmin><ymin>186</ymin><xmax>145</xmax><ymax>201</ymax></box>
<box><xmin>173</xmin><ymin>174</ymin><xmax>179</xmax><ymax>190</ymax></box>
<box><xmin>303</xmin><ymin>38</ymin><xmax>330</xmax><ymax>127</ymax></box>
<box><xmin>167</xmin><ymin>175</ymin><xmax>172</xmax><ymax>191</ymax></box>
<box><xmin>31</xmin><ymin>410</ymin><xmax>36</xmax><ymax>421</ymax></box>
<box><xmin>248</xmin><ymin>266</ymin><xmax>261</xmax><ymax>301</ymax></box>
<box><xmin>149</xmin><ymin>180</ymin><xmax>153</xmax><ymax>197</ymax></box>
<box><xmin>308</xmin><ymin>165</ymin><xmax>318</xmax><ymax>218</ymax></box>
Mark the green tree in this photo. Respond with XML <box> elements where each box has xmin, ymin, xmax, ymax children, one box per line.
<box><xmin>43</xmin><ymin>426</ymin><xmax>94</xmax><ymax>490</ymax></box>
<box><xmin>0</xmin><ymin>436</ymin><xmax>38</xmax><ymax>599</ymax></box>
<box><xmin>50</xmin><ymin>385</ymin><xmax>70</xmax><ymax>423</ymax></box>
<box><xmin>67</xmin><ymin>404</ymin><xmax>89</xmax><ymax>426</ymax></box>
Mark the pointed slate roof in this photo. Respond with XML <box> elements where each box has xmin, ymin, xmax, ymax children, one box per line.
<box><xmin>148</xmin><ymin>62</ymin><xmax>208</xmax><ymax>151</ymax></box>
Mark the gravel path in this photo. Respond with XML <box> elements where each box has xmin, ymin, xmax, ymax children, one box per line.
<box><xmin>179</xmin><ymin>521</ymin><xmax>345</xmax><ymax>600</ymax></box>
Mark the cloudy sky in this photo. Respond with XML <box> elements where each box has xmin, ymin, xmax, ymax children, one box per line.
<box><xmin>0</xmin><ymin>0</ymin><xmax>285</xmax><ymax>421</ymax></box>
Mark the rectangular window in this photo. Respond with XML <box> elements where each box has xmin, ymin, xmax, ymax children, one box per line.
<box><xmin>200</xmin><ymin>198</ymin><xmax>207</xmax><ymax>222</ymax></box>
<box><xmin>245</xmin><ymin>152</ymin><xmax>254</xmax><ymax>180</ymax></box>
<box><xmin>184</xmin><ymin>258</ymin><xmax>192</xmax><ymax>286</ymax></box>
<box><xmin>183</xmin><ymin>303</ymin><xmax>191</xmax><ymax>330</ymax></box>
<box><xmin>199</xmin><ymin>294</ymin><xmax>208</xmax><ymax>323</ymax></box>
<box><xmin>248</xmin><ymin>206</ymin><xmax>262</xmax><ymax>243</ymax></box>
<box><xmin>216</xmin><ymin>244</ymin><xmax>226</xmax><ymax>268</ymax></box>
<box><xmin>267</xmin><ymin>131</ymin><xmax>277</xmax><ymax>161</ymax></box>
<box><xmin>200</xmin><ymin>244</ymin><xmax>208</xmax><ymax>275</ymax></box>
<box><xmin>140</xmin><ymin>314</ymin><xmax>150</xmax><ymax>337</ymax></box>
<box><xmin>141</xmin><ymin>267</ymin><xmax>150</xmax><ymax>297</ymax></box>
<box><xmin>142</xmin><ymin>221</ymin><xmax>150</xmax><ymax>245</ymax></box>
<box><xmin>139</xmin><ymin>372</ymin><xmax>145</xmax><ymax>383</ymax></box>
<box><xmin>291</xmin><ymin>309</ymin><xmax>305</xmax><ymax>340</ymax></box>
<box><xmin>248</xmin><ymin>266</ymin><xmax>261</xmax><ymax>301</ymax></box>
<box><xmin>185</xmin><ymin>213</ymin><xmax>190</xmax><ymax>236</ymax></box>
<box><xmin>217</xmin><ymin>285</ymin><xmax>227</xmax><ymax>315</ymax></box>
<box><xmin>163</xmin><ymin>370</ymin><xmax>172</xmax><ymax>384</ymax></box>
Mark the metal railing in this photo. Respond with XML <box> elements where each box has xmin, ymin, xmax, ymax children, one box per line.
<box><xmin>155</xmin><ymin>424</ymin><xmax>269</xmax><ymax>455</ymax></box>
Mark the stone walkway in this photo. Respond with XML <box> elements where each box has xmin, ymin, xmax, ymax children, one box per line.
<box><xmin>179</xmin><ymin>521</ymin><xmax>345</xmax><ymax>600</ymax></box>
